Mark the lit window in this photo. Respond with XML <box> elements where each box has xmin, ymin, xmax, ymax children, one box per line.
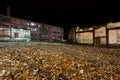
<box><xmin>31</xmin><ymin>23</ymin><xmax>37</xmax><ymax>26</ymax></box>
<box><xmin>46</xmin><ymin>35</ymin><xmax>48</xmax><ymax>38</ymax></box>
<box><xmin>31</xmin><ymin>23</ymin><xmax>34</xmax><ymax>26</ymax></box>
<box><xmin>31</xmin><ymin>28</ymin><xmax>33</xmax><ymax>31</ymax></box>
<box><xmin>22</xmin><ymin>21</ymin><xmax>30</xmax><ymax>26</ymax></box>
<box><xmin>38</xmin><ymin>24</ymin><xmax>42</xmax><ymax>27</ymax></box>
<box><xmin>33</xmin><ymin>28</ymin><xmax>37</xmax><ymax>31</ymax></box>
<box><xmin>27</xmin><ymin>23</ymin><xmax>29</xmax><ymax>25</ymax></box>
<box><xmin>27</xmin><ymin>27</ymin><xmax>30</xmax><ymax>29</ymax></box>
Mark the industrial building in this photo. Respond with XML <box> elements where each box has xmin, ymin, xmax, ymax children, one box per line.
<box><xmin>69</xmin><ymin>22</ymin><xmax>120</xmax><ymax>47</ymax></box>
<box><xmin>0</xmin><ymin>7</ymin><xmax>64</xmax><ymax>42</ymax></box>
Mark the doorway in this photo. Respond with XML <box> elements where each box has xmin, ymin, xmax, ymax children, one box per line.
<box><xmin>94</xmin><ymin>37</ymin><xmax>100</xmax><ymax>46</ymax></box>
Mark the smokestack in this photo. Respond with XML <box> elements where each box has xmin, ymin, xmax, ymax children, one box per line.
<box><xmin>7</xmin><ymin>6</ymin><xmax>11</xmax><ymax>17</ymax></box>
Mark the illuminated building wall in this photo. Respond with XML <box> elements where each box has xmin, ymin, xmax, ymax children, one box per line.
<box><xmin>11</xmin><ymin>28</ymin><xmax>31</xmax><ymax>41</ymax></box>
<box><xmin>76</xmin><ymin>33</ymin><xmax>80</xmax><ymax>43</ymax></box>
<box><xmin>79</xmin><ymin>32</ymin><xmax>93</xmax><ymax>44</ymax></box>
<box><xmin>107</xmin><ymin>22</ymin><xmax>120</xmax><ymax>45</ymax></box>
<box><xmin>75</xmin><ymin>23</ymin><xmax>120</xmax><ymax>46</ymax></box>
<box><xmin>76</xmin><ymin>27</ymin><xmax>94</xmax><ymax>44</ymax></box>
<box><xmin>0</xmin><ymin>26</ymin><xmax>10</xmax><ymax>41</ymax></box>
<box><xmin>95</xmin><ymin>26</ymin><xmax>106</xmax><ymax>44</ymax></box>
<box><xmin>109</xmin><ymin>30</ymin><xmax>117</xmax><ymax>44</ymax></box>
<box><xmin>95</xmin><ymin>27</ymin><xmax>106</xmax><ymax>37</ymax></box>
<box><xmin>109</xmin><ymin>29</ymin><xmax>120</xmax><ymax>44</ymax></box>
<box><xmin>0</xmin><ymin>25</ymin><xmax>30</xmax><ymax>41</ymax></box>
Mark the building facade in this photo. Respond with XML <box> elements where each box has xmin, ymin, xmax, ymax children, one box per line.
<box><xmin>75</xmin><ymin>22</ymin><xmax>120</xmax><ymax>47</ymax></box>
<box><xmin>0</xmin><ymin>14</ymin><xmax>64</xmax><ymax>42</ymax></box>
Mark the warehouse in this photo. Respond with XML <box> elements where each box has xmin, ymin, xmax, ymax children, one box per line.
<box><xmin>0</xmin><ymin>14</ymin><xmax>64</xmax><ymax>42</ymax></box>
<box><xmin>75</xmin><ymin>22</ymin><xmax>120</xmax><ymax>47</ymax></box>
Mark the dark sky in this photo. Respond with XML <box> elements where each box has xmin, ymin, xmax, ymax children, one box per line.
<box><xmin>0</xmin><ymin>0</ymin><xmax>120</xmax><ymax>32</ymax></box>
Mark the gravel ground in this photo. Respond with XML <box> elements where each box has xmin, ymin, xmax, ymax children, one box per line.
<box><xmin>0</xmin><ymin>42</ymin><xmax>120</xmax><ymax>80</ymax></box>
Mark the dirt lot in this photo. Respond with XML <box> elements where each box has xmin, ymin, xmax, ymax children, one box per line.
<box><xmin>0</xmin><ymin>42</ymin><xmax>120</xmax><ymax>80</ymax></box>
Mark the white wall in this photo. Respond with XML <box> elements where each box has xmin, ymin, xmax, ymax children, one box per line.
<box><xmin>11</xmin><ymin>28</ymin><xmax>31</xmax><ymax>42</ymax></box>
<box><xmin>79</xmin><ymin>32</ymin><xmax>93</xmax><ymax>44</ymax></box>
<box><xmin>0</xmin><ymin>28</ymin><xmax>10</xmax><ymax>36</ymax></box>
<box><xmin>95</xmin><ymin>27</ymin><xmax>106</xmax><ymax>37</ymax></box>
<box><xmin>76</xmin><ymin>32</ymin><xmax>93</xmax><ymax>44</ymax></box>
<box><xmin>11</xmin><ymin>28</ymin><xmax>30</xmax><ymax>38</ymax></box>
<box><xmin>109</xmin><ymin>30</ymin><xmax>120</xmax><ymax>44</ymax></box>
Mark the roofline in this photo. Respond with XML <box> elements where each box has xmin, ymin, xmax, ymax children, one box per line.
<box><xmin>0</xmin><ymin>13</ymin><xmax>63</xmax><ymax>28</ymax></box>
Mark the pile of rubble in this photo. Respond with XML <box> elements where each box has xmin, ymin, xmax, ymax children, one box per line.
<box><xmin>0</xmin><ymin>44</ymin><xmax>120</xmax><ymax>80</ymax></box>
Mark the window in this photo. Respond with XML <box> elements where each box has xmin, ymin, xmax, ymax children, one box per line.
<box><xmin>0</xmin><ymin>16</ymin><xmax>11</xmax><ymax>22</ymax></box>
<box><xmin>42</xmin><ymin>34</ymin><xmax>45</xmax><ymax>38</ymax></box>
<box><xmin>45</xmin><ymin>35</ymin><xmax>48</xmax><ymax>38</ymax></box>
<box><xmin>27</xmin><ymin>27</ymin><xmax>30</xmax><ymax>29</ymax></box>
<box><xmin>49</xmin><ymin>31</ymin><xmax>51</xmax><ymax>33</ymax></box>
<box><xmin>57</xmin><ymin>32</ymin><xmax>60</xmax><ymax>34</ymax></box>
<box><xmin>31</xmin><ymin>33</ymin><xmax>37</xmax><ymax>36</ymax></box>
<box><xmin>38</xmin><ymin>24</ymin><xmax>42</xmax><ymax>27</ymax></box>
<box><xmin>34</xmin><ymin>28</ymin><xmax>37</xmax><ymax>31</ymax></box>
<box><xmin>22</xmin><ymin>21</ymin><xmax>30</xmax><ymax>26</ymax></box>
<box><xmin>44</xmin><ymin>26</ymin><xmax>48</xmax><ymax>28</ymax></box>
<box><xmin>31</xmin><ymin>28</ymin><xmax>33</xmax><ymax>31</ymax></box>
<box><xmin>56</xmin><ymin>27</ymin><xmax>59</xmax><ymax>30</ymax></box>
<box><xmin>31</xmin><ymin>28</ymin><xmax>37</xmax><ymax>31</ymax></box>
<box><xmin>30</xmin><ymin>23</ymin><xmax>37</xmax><ymax>26</ymax></box>
<box><xmin>53</xmin><ymin>31</ymin><xmax>56</xmax><ymax>34</ymax></box>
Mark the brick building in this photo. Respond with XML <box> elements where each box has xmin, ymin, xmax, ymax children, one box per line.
<box><xmin>0</xmin><ymin>14</ymin><xmax>64</xmax><ymax>42</ymax></box>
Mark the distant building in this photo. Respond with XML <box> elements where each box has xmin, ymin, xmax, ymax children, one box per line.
<box><xmin>75</xmin><ymin>22</ymin><xmax>120</xmax><ymax>47</ymax></box>
<box><xmin>0</xmin><ymin>14</ymin><xmax>64</xmax><ymax>42</ymax></box>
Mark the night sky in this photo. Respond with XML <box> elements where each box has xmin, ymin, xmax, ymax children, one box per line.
<box><xmin>0</xmin><ymin>0</ymin><xmax>120</xmax><ymax>33</ymax></box>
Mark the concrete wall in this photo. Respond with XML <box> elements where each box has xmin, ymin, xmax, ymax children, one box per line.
<box><xmin>109</xmin><ymin>30</ymin><xmax>120</xmax><ymax>44</ymax></box>
<box><xmin>11</xmin><ymin>28</ymin><xmax>31</xmax><ymax>42</ymax></box>
<box><xmin>76</xmin><ymin>26</ymin><xmax>94</xmax><ymax>44</ymax></box>
<box><xmin>79</xmin><ymin>32</ymin><xmax>93</xmax><ymax>44</ymax></box>
<box><xmin>107</xmin><ymin>22</ymin><xmax>120</xmax><ymax>45</ymax></box>
<box><xmin>95</xmin><ymin>27</ymin><xmax>106</xmax><ymax>37</ymax></box>
<box><xmin>0</xmin><ymin>27</ymin><xmax>10</xmax><ymax>41</ymax></box>
<box><xmin>95</xmin><ymin>26</ymin><xmax>106</xmax><ymax>45</ymax></box>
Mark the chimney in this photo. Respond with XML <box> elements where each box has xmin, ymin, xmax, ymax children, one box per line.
<box><xmin>7</xmin><ymin>6</ymin><xmax>11</xmax><ymax>17</ymax></box>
